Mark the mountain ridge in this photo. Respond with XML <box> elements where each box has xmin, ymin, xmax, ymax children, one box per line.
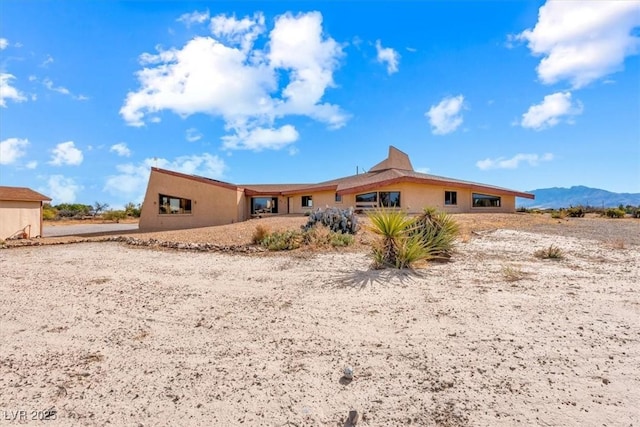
<box><xmin>517</xmin><ymin>186</ymin><xmax>640</xmax><ymax>209</ymax></box>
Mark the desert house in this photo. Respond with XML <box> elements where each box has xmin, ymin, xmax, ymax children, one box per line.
<box><xmin>0</xmin><ymin>186</ymin><xmax>52</xmax><ymax>240</ymax></box>
<box><xmin>139</xmin><ymin>146</ymin><xmax>534</xmax><ymax>231</ymax></box>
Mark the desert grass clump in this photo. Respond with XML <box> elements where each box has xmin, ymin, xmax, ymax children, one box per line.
<box><xmin>501</xmin><ymin>265</ymin><xmax>526</xmax><ymax>282</ymax></box>
<box><xmin>251</xmin><ymin>224</ymin><xmax>271</xmax><ymax>244</ymax></box>
<box><xmin>368</xmin><ymin>207</ymin><xmax>459</xmax><ymax>269</ymax></box>
<box><xmin>534</xmin><ymin>244</ymin><xmax>564</xmax><ymax>260</ymax></box>
<box><xmin>550</xmin><ymin>209</ymin><xmax>566</xmax><ymax>219</ymax></box>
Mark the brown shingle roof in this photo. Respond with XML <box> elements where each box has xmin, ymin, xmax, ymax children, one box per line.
<box><xmin>152</xmin><ymin>168</ymin><xmax>239</xmax><ymax>191</ymax></box>
<box><xmin>150</xmin><ymin>146</ymin><xmax>534</xmax><ymax>200</ymax></box>
<box><xmin>0</xmin><ymin>186</ymin><xmax>52</xmax><ymax>202</ymax></box>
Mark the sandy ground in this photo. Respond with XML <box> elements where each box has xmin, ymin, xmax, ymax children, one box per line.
<box><xmin>1</xmin><ymin>225</ymin><xmax>639</xmax><ymax>426</ymax></box>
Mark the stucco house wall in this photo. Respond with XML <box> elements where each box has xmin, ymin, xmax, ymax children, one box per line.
<box><xmin>139</xmin><ymin>169</ymin><xmax>241</xmax><ymax>231</ymax></box>
<box><xmin>0</xmin><ymin>200</ymin><xmax>45</xmax><ymax>239</ymax></box>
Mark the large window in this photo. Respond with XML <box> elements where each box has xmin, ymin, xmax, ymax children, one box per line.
<box><xmin>302</xmin><ymin>195</ymin><xmax>313</xmax><ymax>208</ymax></box>
<box><xmin>252</xmin><ymin>197</ymin><xmax>278</xmax><ymax>214</ymax></box>
<box><xmin>355</xmin><ymin>192</ymin><xmax>377</xmax><ymax>203</ymax></box>
<box><xmin>355</xmin><ymin>191</ymin><xmax>401</xmax><ymax>208</ymax></box>
<box><xmin>445</xmin><ymin>191</ymin><xmax>457</xmax><ymax>206</ymax></box>
<box><xmin>472</xmin><ymin>193</ymin><xmax>501</xmax><ymax>207</ymax></box>
<box><xmin>379</xmin><ymin>191</ymin><xmax>401</xmax><ymax>207</ymax></box>
<box><xmin>159</xmin><ymin>194</ymin><xmax>192</xmax><ymax>214</ymax></box>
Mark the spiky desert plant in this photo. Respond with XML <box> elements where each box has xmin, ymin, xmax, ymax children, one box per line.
<box><xmin>368</xmin><ymin>209</ymin><xmax>417</xmax><ymax>268</ymax></box>
<box><xmin>407</xmin><ymin>208</ymin><xmax>459</xmax><ymax>259</ymax></box>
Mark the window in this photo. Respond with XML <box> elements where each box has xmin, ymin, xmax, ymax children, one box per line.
<box><xmin>355</xmin><ymin>192</ymin><xmax>377</xmax><ymax>203</ymax></box>
<box><xmin>445</xmin><ymin>191</ymin><xmax>457</xmax><ymax>206</ymax></box>
<box><xmin>159</xmin><ymin>194</ymin><xmax>192</xmax><ymax>214</ymax></box>
<box><xmin>379</xmin><ymin>191</ymin><xmax>401</xmax><ymax>207</ymax></box>
<box><xmin>335</xmin><ymin>193</ymin><xmax>342</xmax><ymax>203</ymax></box>
<box><xmin>252</xmin><ymin>197</ymin><xmax>278</xmax><ymax>214</ymax></box>
<box><xmin>472</xmin><ymin>193</ymin><xmax>501</xmax><ymax>207</ymax></box>
<box><xmin>302</xmin><ymin>195</ymin><xmax>313</xmax><ymax>208</ymax></box>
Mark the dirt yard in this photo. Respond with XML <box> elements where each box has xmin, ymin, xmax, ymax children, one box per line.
<box><xmin>1</xmin><ymin>215</ymin><xmax>639</xmax><ymax>426</ymax></box>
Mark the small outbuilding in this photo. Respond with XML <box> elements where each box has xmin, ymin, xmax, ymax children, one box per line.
<box><xmin>0</xmin><ymin>186</ymin><xmax>52</xmax><ymax>240</ymax></box>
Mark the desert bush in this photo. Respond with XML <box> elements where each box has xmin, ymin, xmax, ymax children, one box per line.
<box><xmin>330</xmin><ymin>232</ymin><xmax>354</xmax><ymax>247</ymax></box>
<box><xmin>566</xmin><ymin>206</ymin><xmax>585</xmax><ymax>218</ymax></box>
<box><xmin>124</xmin><ymin>202</ymin><xmax>141</xmax><ymax>218</ymax></box>
<box><xmin>604</xmin><ymin>208</ymin><xmax>625</xmax><ymax>218</ymax></box>
<box><xmin>260</xmin><ymin>230</ymin><xmax>303</xmax><ymax>251</ymax></box>
<box><xmin>534</xmin><ymin>245</ymin><xmax>564</xmax><ymax>260</ymax></box>
<box><xmin>550</xmin><ymin>210</ymin><xmax>566</xmax><ymax>219</ymax></box>
<box><xmin>368</xmin><ymin>207</ymin><xmax>458</xmax><ymax>269</ymax></box>
<box><xmin>103</xmin><ymin>210</ymin><xmax>127</xmax><ymax>223</ymax></box>
<box><xmin>252</xmin><ymin>224</ymin><xmax>271</xmax><ymax>244</ymax></box>
<box><xmin>42</xmin><ymin>205</ymin><xmax>57</xmax><ymax>220</ymax></box>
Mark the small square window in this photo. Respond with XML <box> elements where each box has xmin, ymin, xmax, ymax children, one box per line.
<box><xmin>335</xmin><ymin>193</ymin><xmax>342</xmax><ymax>203</ymax></box>
<box><xmin>445</xmin><ymin>191</ymin><xmax>457</xmax><ymax>206</ymax></box>
<box><xmin>302</xmin><ymin>195</ymin><xmax>313</xmax><ymax>207</ymax></box>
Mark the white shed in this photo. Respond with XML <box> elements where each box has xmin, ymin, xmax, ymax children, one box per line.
<box><xmin>0</xmin><ymin>186</ymin><xmax>52</xmax><ymax>240</ymax></box>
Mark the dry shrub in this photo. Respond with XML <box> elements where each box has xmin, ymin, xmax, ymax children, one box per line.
<box><xmin>608</xmin><ymin>239</ymin><xmax>626</xmax><ymax>250</ymax></box>
<box><xmin>252</xmin><ymin>224</ymin><xmax>270</xmax><ymax>244</ymax></box>
<box><xmin>501</xmin><ymin>265</ymin><xmax>526</xmax><ymax>282</ymax></box>
<box><xmin>534</xmin><ymin>245</ymin><xmax>564</xmax><ymax>260</ymax></box>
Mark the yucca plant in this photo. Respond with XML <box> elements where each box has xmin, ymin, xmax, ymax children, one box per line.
<box><xmin>407</xmin><ymin>208</ymin><xmax>459</xmax><ymax>259</ymax></box>
<box><xmin>368</xmin><ymin>209</ymin><xmax>417</xmax><ymax>268</ymax></box>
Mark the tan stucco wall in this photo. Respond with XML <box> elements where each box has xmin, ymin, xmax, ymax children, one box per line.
<box><xmin>287</xmin><ymin>191</ymin><xmax>337</xmax><ymax>214</ymax></box>
<box><xmin>0</xmin><ymin>200</ymin><xmax>43</xmax><ymax>239</ymax></box>
<box><xmin>139</xmin><ymin>170</ymin><xmax>242</xmax><ymax>231</ymax></box>
<box><xmin>298</xmin><ymin>183</ymin><xmax>517</xmax><ymax>214</ymax></box>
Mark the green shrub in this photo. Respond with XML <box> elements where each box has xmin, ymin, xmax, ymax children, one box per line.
<box><xmin>408</xmin><ymin>207</ymin><xmax>459</xmax><ymax>259</ymax></box>
<box><xmin>566</xmin><ymin>206</ymin><xmax>585</xmax><ymax>218</ymax></box>
<box><xmin>534</xmin><ymin>245</ymin><xmax>564</xmax><ymax>260</ymax></box>
<box><xmin>42</xmin><ymin>206</ymin><xmax>57</xmax><ymax>220</ymax></box>
<box><xmin>550</xmin><ymin>210</ymin><xmax>566</xmax><ymax>219</ymax></box>
<box><xmin>103</xmin><ymin>210</ymin><xmax>127</xmax><ymax>223</ymax></box>
<box><xmin>604</xmin><ymin>208</ymin><xmax>625</xmax><ymax>218</ymax></box>
<box><xmin>330</xmin><ymin>232</ymin><xmax>354</xmax><ymax>247</ymax></box>
<box><xmin>261</xmin><ymin>230</ymin><xmax>303</xmax><ymax>250</ymax></box>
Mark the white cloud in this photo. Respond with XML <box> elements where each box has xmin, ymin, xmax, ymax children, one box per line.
<box><xmin>45</xmin><ymin>175</ymin><xmax>82</xmax><ymax>204</ymax></box>
<box><xmin>49</xmin><ymin>141</ymin><xmax>84</xmax><ymax>166</ymax></box>
<box><xmin>375</xmin><ymin>40</ymin><xmax>400</xmax><ymax>75</ymax></box>
<box><xmin>178</xmin><ymin>10</ymin><xmax>210</xmax><ymax>27</ymax></box>
<box><xmin>0</xmin><ymin>137</ymin><xmax>29</xmax><ymax>164</ymax></box>
<box><xmin>42</xmin><ymin>78</ymin><xmax>88</xmax><ymax>100</ymax></box>
<box><xmin>25</xmin><ymin>160</ymin><xmax>38</xmax><ymax>169</ymax></box>
<box><xmin>0</xmin><ymin>73</ymin><xmax>27</xmax><ymax>107</ymax></box>
<box><xmin>222</xmin><ymin>124</ymin><xmax>299</xmax><ymax>151</ymax></box>
<box><xmin>104</xmin><ymin>153</ymin><xmax>227</xmax><ymax>200</ymax></box>
<box><xmin>415</xmin><ymin>167</ymin><xmax>431</xmax><ymax>174</ymax></box>
<box><xmin>41</xmin><ymin>54</ymin><xmax>54</xmax><ymax>68</ymax></box>
<box><xmin>476</xmin><ymin>153</ymin><xmax>554</xmax><ymax>170</ymax></box>
<box><xmin>186</xmin><ymin>128</ymin><xmax>202</xmax><ymax>142</ymax></box>
<box><xmin>0</xmin><ymin>38</ymin><xmax>8</xmax><ymax>50</ymax></box>
<box><xmin>110</xmin><ymin>143</ymin><xmax>132</xmax><ymax>157</ymax></box>
<box><xmin>521</xmin><ymin>91</ymin><xmax>583</xmax><ymax>130</ymax></box>
<box><xmin>405</xmin><ymin>47</ymin><xmax>417</xmax><ymax>53</ymax></box>
<box><xmin>426</xmin><ymin>95</ymin><xmax>465</xmax><ymax>135</ymax></box>
<box><xmin>121</xmin><ymin>11</ymin><xmax>347</xmax><ymax>151</ymax></box>
<box><xmin>517</xmin><ymin>1</ymin><xmax>640</xmax><ymax>88</ymax></box>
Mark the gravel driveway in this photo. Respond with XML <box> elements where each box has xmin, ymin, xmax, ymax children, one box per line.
<box><xmin>43</xmin><ymin>223</ymin><xmax>139</xmax><ymax>237</ymax></box>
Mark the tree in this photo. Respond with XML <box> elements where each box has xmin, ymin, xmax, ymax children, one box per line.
<box><xmin>92</xmin><ymin>202</ymin><xmax>109</xmax><ymax>217</ymax></box>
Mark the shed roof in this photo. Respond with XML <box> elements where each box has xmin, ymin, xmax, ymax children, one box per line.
<box><xmin>0</xmin><ymin>186</ymin><xmax>52</xmax><ymax>202</ymax></box>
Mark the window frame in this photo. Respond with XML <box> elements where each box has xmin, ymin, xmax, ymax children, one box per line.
<box><xmin>444</xmin><ymin>191</ymin><xmax>458</xmax><ymax>206</ymax></box>
<box><xmin>379</xmin><ymin>191</ymin><xmax>401</xmax><ymax>208</ymax></box>
<box><xmin>334</xmin><ymin>193</ymin><xmax>342</xmax><ymax>203</ymax></box>
<box><xmin>158</xmin><ymin>194</ymin><xmax>192</xmax><ymax>215</ymax></box>
<box><xmin>472</xmin><ymin>193</ymin><xmax>501</xmax><ymax>208</ymax></box>
<box><xmin>301</xmin><ymin>195</ymin><xmax>313</xmax><ymax>208</ymax></box>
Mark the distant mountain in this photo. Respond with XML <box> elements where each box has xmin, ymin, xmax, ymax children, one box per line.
<box><xmin>517</xmin><ymin>186</ymin><xmax>640</xmax><ymax>209</ymax></box>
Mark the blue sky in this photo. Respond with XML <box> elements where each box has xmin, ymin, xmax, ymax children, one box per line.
<box><xmin>1</xmin><ymin>1</ymin><xmax>639</xmax><ymax>208</ymax></box>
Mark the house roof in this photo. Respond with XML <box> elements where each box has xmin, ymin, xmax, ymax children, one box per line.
<box><xmin>150</xmin><ymin>146</ymin><xmax>535</xmax><ymax>200</ymax></box>
<box><xmin>0</xmin><ymin>186</ymin><xmax>52</xmax><ymax>202</ymax></box>
<box><xmin>151</xmin><ymin>167</ymin><xmax>239</xmax><ymax>191</ymax></box>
